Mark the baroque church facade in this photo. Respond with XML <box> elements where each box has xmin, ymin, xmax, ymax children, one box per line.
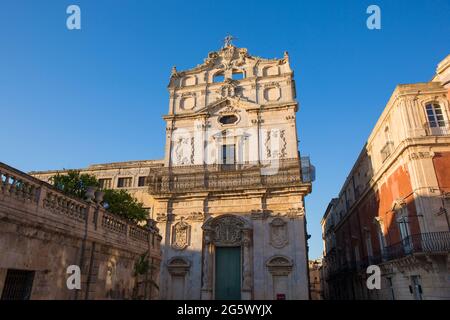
<box><xmin>31</xmin><ymin>41</ymin><xmax>314</xmax><ymax>300</ymax></box>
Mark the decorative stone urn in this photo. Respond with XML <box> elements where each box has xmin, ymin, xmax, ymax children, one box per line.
<box><xmin>85</xmin><ymin>186</ymin><xmax>97</xmax><ymax>202</ymax></box>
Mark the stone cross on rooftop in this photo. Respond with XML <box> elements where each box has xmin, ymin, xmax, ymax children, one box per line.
<box><xmin>223</xmin><ymin>35</ymin><xmax>236</xmax><ymax>48</ymax></box>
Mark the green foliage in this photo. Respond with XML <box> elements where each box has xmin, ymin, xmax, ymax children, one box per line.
<box><xmin>132</xmin><ymin>253</ymin><xmax>159</xmax><ymax>299</ymax></box>
<box><xmin>50</xmin><ymin>170</ymin><xmax>99</xmax><ymax>198</ymax></box>
<box><xmin>103</xmin><ymin>189</ymin><xmax>148</xmax><ymax>222</ymax></box>
<box><xmin>49</xmin><ymin>171</ymin><xmax>147</xmax><ymax>222</ymax></box>
<box><xmin>134</xmin><ymin>253</ymin><xmax>150</xmax><ymax>276</ymax></box>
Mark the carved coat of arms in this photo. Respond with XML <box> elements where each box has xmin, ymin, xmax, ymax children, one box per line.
<box><xmin>172</xmin><ymin>220</ymin><xmax>191</xmax><ymax>250</ymax></box>
<box><xmin>212</xmin><ymin>216</ymin><xmax>244</xmax><ymax>246</ymax></box>
<box><xmin>270</xmin><ymin>218</ymin><xmax>288</xmax><ymax>248</ymax></box>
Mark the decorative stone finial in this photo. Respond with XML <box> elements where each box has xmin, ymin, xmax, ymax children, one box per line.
<box><xmin>171</xmin><ymin>66</ymin><xmax>177</xmax><ymax>76</ymax></box>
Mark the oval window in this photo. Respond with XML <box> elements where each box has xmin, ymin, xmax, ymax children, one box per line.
<box><xmin>219</xmin><ymin>115</ymin><xmax>238</xmax><ymax>125</ymax></box>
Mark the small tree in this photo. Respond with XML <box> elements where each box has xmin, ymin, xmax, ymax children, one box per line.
<box><xmin>50</xmin><ymin>170</ymin><xmax>99</xmax><ymax>198</ymax></box>
<box><xmin>103</xmin><ymin>189</ymin><xmax>147</xmax><ymax>222</ymax></box>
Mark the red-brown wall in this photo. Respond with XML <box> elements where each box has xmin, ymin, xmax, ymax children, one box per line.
<box><xmin>433</xmin><ymin>152</ymin><xmax>450</xmax><ymax>193</ymax></box>
<box><xmin>334</xmin><ymin>164</ymin><xmax>420</xmax><ymax>262</ymax></box>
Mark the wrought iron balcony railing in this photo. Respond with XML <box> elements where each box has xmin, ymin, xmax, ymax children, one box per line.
<box><xmin>323</xmin><ymin>232</ymin><xmax>450</xmax><ymax>279</ymax></box>
<box><xmin>147</xmin><ymin>158</ymin><xmax>312</xmax><ymax>194</ymax></box>
<box><xmin>382</xmin><ymin>231</ymin><xmax>450</xmax><ymax>260</ymax></box>
<box><xmin>424</xmin><ymin>121</ymin><xmax>450</xmax><ymax>136</ymax></box>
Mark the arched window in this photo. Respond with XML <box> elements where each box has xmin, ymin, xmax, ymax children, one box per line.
<box><xmin>213</xmin><ymin>72</ymin><xmax>224</xmax><ymax>83</ymax></box>
<box><xmin>426</xmin><ymin>103</ymin><xmax>445</xmax><ymax>127</ymax></box>
<box><xmin>231</xmin><ymin>70</ymin><xmax>244</xmax><ymax>80</ymax></box>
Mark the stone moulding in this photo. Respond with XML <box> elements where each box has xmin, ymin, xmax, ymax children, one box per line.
<box><xmin>167</xmin><ymin>257</ymin><xmax>191</xmax><ymax>275</ymax></box>
<box><xmin>266</xmin><ymin>255</ymin><xmax>293</xmax><ymax>276</ymax></box>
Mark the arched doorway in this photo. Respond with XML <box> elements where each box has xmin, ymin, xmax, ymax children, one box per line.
<box><xmin>201</xmin><ymin>214</ymin><xmax>253</xmax><ymax>300</ymax></box>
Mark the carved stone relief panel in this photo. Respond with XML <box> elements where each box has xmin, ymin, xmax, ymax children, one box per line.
<box><xmin>213</xmin><ymin>216</ymin><xmax>244</xmax><ymax>246</ymax></box>
<box><xmin>270</xmin><ymin>218</ymin><xmax>288</xmax><ymax>248</ymax></box>
<box><xmin>264</xmin><ymin>87</ymin><xmax>281</xmax><ymax>102</ymax></box>
<box><xmin>181</xmin><ymin>96</ymin><xmax>196</xmax><ymax>110</ymax></box>
<box><xmin>172</xmin><ymin>219</ymin><xmax>191</xmax><ymax>250</ymax></box>
<box><xmin>265</xmin><ymin>129</ymin><xmax>287</xmax><ymax>159</ymax></box>
<box><xmin>174</xmin><ymin>137</ymin><xmax>194</xmax><ymax>165</ymax></box>
<box><xmin>206</xmin><ymin>215</ymin><xmax>248</xmax><ymax>247</ymax></box>
<box><xmin>182</xmin><ymin>76</ymin><xmax>197</xmax><ymax>87</ymax></box>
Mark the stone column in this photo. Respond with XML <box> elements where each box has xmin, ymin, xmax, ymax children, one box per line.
<box><xmin>201</xmin><ymin>229</ymin><xmax>213</xmax><ymax>300</ymax></box>
<box><xmin>241</xmin><ymin>228</ymin><xmax>253</xmax><ymax>300</ymax></box>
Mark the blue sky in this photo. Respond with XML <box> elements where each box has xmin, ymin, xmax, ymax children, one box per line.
<box><xmin>1</xmin><ymin>0</ymin><xmax>449</xmax><ymax>259</ymax></box>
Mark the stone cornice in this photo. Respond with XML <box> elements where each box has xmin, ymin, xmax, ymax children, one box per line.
<box><xmin>29</xmin><ymin>159</ymin><xmax>165</xmax><ymax>175</ymax></box>
<box><xmin>368</xmin><ymin>82</ymin><xmax>447</xmax><ymax>146</ymax></box>
<box><xmin>163</xmin><ymin>101</ymin><xmax>298</xmax><ymax>121</ymax></box>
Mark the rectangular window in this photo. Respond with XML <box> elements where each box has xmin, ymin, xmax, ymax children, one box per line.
<box><xmin>138</xmin><ymin>176</ymin><xmax>146</xmax><ymax>187</ymax></box>
<box><xmin>1</xmin><ymin>269</ymin><xmax>35</xmax><ymax>300</ymax></box>
<box><xmin>377</xmin><ymin>227</ymin><xmax>386</xmax><ymax>259</ymax></box>
<box><xmin>98</xmin><ymin>178</ymin><xmax>112</xmax><ymax>190</ymax></box>
<box><xmin>117</xmin><ymin>177</ymin><xmax>132</xmax><ymax>188</ymax></box>
<box><xmin>398</xmin><ymin>214</ymin><xmax>412</xmax><ymax>254</ymax></box>
<box><xmin>221</xmin><ymin>144</ymin><xmax>235</xmax><ymax>165</ymax></box>
<box><xmin>426</xmin><ymin>104</ymin><xmax>445</xmax><ymax>127</ymax></box>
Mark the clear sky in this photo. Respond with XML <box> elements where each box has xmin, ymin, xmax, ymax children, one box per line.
<box><xmin>1</xmin><ymin>0</ymin><xmax>449</xmax><ymax>259</ymax></box>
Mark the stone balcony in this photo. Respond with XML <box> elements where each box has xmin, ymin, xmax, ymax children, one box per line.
<box><xmin>323</xmin><ymin>231</ymin><xmax>450</xmax><ymax>280</ymax></box>
<box><xmin>147</xmin><ymin>157</ymin><xmax>313</xmax><ymax>195</ymax></box>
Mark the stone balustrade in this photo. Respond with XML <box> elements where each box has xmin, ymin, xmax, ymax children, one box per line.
<box><xmin>0</xmin><ymin>161</ymin><xmax>162</xmax><ymax>300</ymax></box>
<box><xmin>43</xmin><ymin>191</ymin><xmax>88</xmax><ymax>222</ymax></box>
<box><xmin>101</xmin><ymin>212</ymin><xmax>128</xmax><ymax>235</ymax></box>
<box><xmin>1</xmin><ymin>166</ymin><xmax>40</xmax><ymax>203</ymax></box>
<box><xmin>0</xmin><ymin>162</ymin><xmax>160</xmax><ymax>248</ymax></box>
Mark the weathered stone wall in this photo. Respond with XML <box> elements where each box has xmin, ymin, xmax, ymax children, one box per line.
<box><xmin>0</xmin><ymin>162</ymin><xmax>162</xmax><ymax>300</ymax></box>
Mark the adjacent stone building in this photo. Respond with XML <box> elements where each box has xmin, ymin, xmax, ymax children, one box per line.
<box><xmin>0</xmin><ymin>162</ymin><xmax>162</xmax><ymax>300</ymax></box>
<box><xmin>31</xmin><ymin>41</ymin><xmax>314</xmax><ymax>300</ymax></box>
<box><xmin>321</xmin><ymin>55</ymin><xmax>450</xmax><ymax>300</ymax></box>
<box><xmin>308</xmin><ymin>259</ymin><xmax>323</xmax><ymax>300</ymax></box>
